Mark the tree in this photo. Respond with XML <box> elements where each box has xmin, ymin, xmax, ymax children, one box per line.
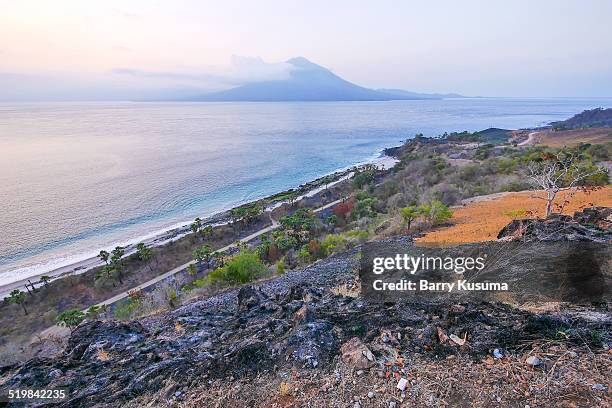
<box><xmin>202</xmin><ymin>225</ymin><xmax>213</xmax><ymax>238</ymax></box>
<box><xmin>187</xmin><ymin>264</ymin><xmax>197</xmax><ymax>276</ymax></box>
<box><xmin>7</xmin><ymin>289</ymin><xmax>27</xmax><ymax>314</ymax></box>
<box><xmin>213</xmin><ymin>250</ymin><xmax>227</xmax><ymax>268</ymax></box>
<box><xmin>353</xmin><ymin>170</ymin><xmax>375</xmax><ymax>189</ymax></box>
<box><xmin>400</xmin><ymin>205</ymin><xmax>419</xmax><ymax>230</ymax></box>
<box><xmin>193</xmin><ymin>244</ymin><xmax>213</xmax><ymax>267</ymax></box>
<box><xmin>98</xmin><ymin>250</ymin><xmax>110</xmax><ymax>265</ymax></box>
<box><xmin>245</xmin><ymin>205</ymin><xmax>262</xmax><ymax>224</ymax></box>
<box><xmin>418</xmin><ymin>200</ymin><xmax>453</xmax><ymax>225</ymax></box>
<box><xmin>110</xmin><ymin>246</ymin><xmax>125</xmax><ymax>284</ymax></box>
<box><xmin>136</xmin><ymin>242</ymin><xmax>153</xmax><ymax>269</ymax></box>
<box><xmin>86</xmin><ymin>305</ymin><xmax>101</xmax><ymax>319</ymax></box>
<box><xmin>57</xmin><ymin>309</ymin><xmax>85</xmax><ymax>332</ymax></box>
<box><xmin>527</xmin><ymin>151</ymin><xmax>607</xmax><ymax>216</ymax></box>
<box><xmin>326</xmin><ymin>215</ymin><xmax>338</xmax><ymax>228</ymax></box>
<box><xmin>39</xmin><ymin>275</ymin><xmax>51</xmax><ymax>287</ymax></box>
<box><xmin>111</xmin><ymin>246</ymin><xmax>125</xmax><ymax>262</ymax></box>
<box><xmin>190</xmin><ymin>217</ymin><xmax>202</xmax><ymax>241</ymax></box>
<box><xmin>323</xmin><ymin>175</ymin><xmax>334</xmax><ymax>190</ymax></box>
<box><xmin>333</xmin><ymin>198</ymin><xmax>354</xmax><ymax>220</ymax></box>
<box><xmin>96</xmin><ymin>265</ymin><xmax>117</xmax><ymax>287</ymax></box>
<box><xmin>279</xmin><ymin>208</ymin><xmax>315</xmax><ymax>232</ymax></box>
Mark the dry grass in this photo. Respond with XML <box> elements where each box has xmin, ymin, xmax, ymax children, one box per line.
<box><xmin>531</xmin><ymin>128</ymin><xmax>612</xmax><ymax>147</ymax></box>
<box><xmin>416</xmin><ymin>186</ymin><xmax>612</xmax><ymax>245</ymax></box>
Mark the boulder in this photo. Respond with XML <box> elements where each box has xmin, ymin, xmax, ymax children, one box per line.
<box><xmin>340</xmin><ymin>337</ymin><xmax>375</xmax><ymax>369</ymax></box>
<box><xmin>497</xmin><ymin>207</ymin><xmax>611</xmax><ymax>243</ymax></box>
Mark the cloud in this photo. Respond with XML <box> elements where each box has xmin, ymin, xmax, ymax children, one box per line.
<box><xmin>0</xmin><ymin>57</ymin><xmax>298</xmax><ymax>101</ymax></box>
<box><xmin>112</xmin><ymin>56</ymin><xmax>295</xmax><ymax>87</ymax></box>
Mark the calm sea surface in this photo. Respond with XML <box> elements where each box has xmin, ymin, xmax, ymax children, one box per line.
<box><xmin>1</xmin><ymin>98</ymin><xmax>611</xmax><ymax>284</ymax></box>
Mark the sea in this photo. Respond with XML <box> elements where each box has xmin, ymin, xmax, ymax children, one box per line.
<box><xmin>1</xmin><ymin>97</ymin><xmax>611</xmax><ymax>285</ymax></box>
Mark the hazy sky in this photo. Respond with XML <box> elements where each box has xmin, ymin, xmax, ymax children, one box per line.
<box><xmin>1</xmin><ymin>0</ymin><xmax>611</xmax><ymax>100</ymax></box>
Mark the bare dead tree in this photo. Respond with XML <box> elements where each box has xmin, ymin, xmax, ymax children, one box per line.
<box><xmin>526</xmin><ymin>151</ymin><xmax>606</xmax><ymax>217</ymax></box>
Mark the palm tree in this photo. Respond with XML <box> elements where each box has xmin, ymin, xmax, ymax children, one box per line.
<box><xmin>98</xmin><ymin>250</ymin><xmax>110</xmax><ymax>265</ymax></box>
<box><xmin>8</xmin><ymin>289</ymin><xmax>27</xmax><ymax>314</ymax></box>
<box><xmin>213</xmin><ymin>250</ymin><xmax>227</xmax><ymax>267</ymax></box>
<box><xmin>110</xmin><ymin>246</ymin><xmax>125</xmax><ymax>284</ymax></box>
<box><xmin>187</xmin><ymin>264</ymin><xmax>197</xmax><ymax>276</ymax></box>
<box><xmin>57</xmin><ymin>309</ymin><xmax>85</xmax><ymax>332</ymax></box>
<box><xmin>193</xmin><ymin>244</ymin><xmax>213</xmax><ymax>268</ymax></box>
<box><xmin>190</xmin><ymin>218</ymin><xmax>202</xmax><ymax>241</ymax></box>
<box><xmin>39</xmin><ymin>275</ymin><xmax>51</xmax><ymax>287</ymax></box>
<box><xmin>96</xmin><ymin>265</ymin><xmax>117</xmax><ymax>287</ymax></box>
<box><xmin>136</xmin><ymin>243</ymin><xmax>153</xmax><ymax>271</ymax></box>
<box><xmin>203</xmin><ymin>225</ymin><xmax>213</xmax><ymax>239</ymax></box>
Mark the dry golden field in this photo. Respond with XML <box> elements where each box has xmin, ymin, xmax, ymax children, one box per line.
<box><xmin>416</xmin><ymin>186</ymin><xmax>612</xmax><ymax>245</ymax></box>
<box><xmin>530</xmin><ymin>128</ymin><xmax>611</xmax><ymax>147</ymax></box>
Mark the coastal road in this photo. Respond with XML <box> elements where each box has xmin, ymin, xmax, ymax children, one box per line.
<box><xmin>39</xmin><ymin>198</ymin><xmax>344</xmax><ymax>339</ymax></box>
<box><xmin>86</xmin><ymin>197</ymin><xmax>344</xmax><ymax>310</ymax></box>
<box><xmin>518</xmin><ymin>131</ymin><xmax>541</xmax><ymax>146</ymax></box>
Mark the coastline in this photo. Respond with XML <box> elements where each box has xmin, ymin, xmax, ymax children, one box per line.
<box><xmin>0</xmin><ymin>150</ymin><xmax>398</xmax><ymax>298</ymax></box>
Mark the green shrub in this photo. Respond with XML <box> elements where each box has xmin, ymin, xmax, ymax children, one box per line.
<box><xmin>352</xmin><ymin>170</ymin><xmax>375</xmax><ymax>189</ymax></box>
<box><xmin>207</xmin><ymin>250</ymin><xmax>266</xmax><ymax>285</ymax></box>
<box><xmin>418</xmin><ymin>200</ymin><xmax>453</xmax><ymax>225</ymax></box>
<box><xmin>345</xmin><ymin>229</ymin><xmax>369</xmax><ymax>243</ymax></box>
<box><xmin>56</xmin><ymin>309</ymin><xmax>85</xmax><ymax>331</ymax></box>
<box><xmin>113</xmin><ymin>298</ymin><xmax>141</xmax><ymax>321</ymax></box>
<box><xmin>276</xmin><ymin>259</ymin><xmax>286</xmax><ymax>274</ymax></box>
<box><xmin>321</xmin><ymin>233</ymin><xmax>348</xmax><ymax>255</ymax></box>
<box><xmin>279</xmin><ymin>208</ymin><xmax>315</xmax><ymax>232</ymax></box>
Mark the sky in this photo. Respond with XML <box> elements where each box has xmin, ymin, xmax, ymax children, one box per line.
<box><xmin>1</xmin><ymin>0</ymin><xmax>611</xmax><ymax>100</ymax></box>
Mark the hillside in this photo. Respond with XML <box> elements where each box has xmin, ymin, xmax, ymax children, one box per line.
<box><xmin>181</xmin><ymin>58</ymin><xmax>457</xmax><ymax>102</ymax></box>
<box><xmin>2</xmin><ymin>234</ymin><xmax>610</xmax><ymax>407</ymax></box>
<box><xmin>550</xmin><ymin>108</ymin><xmax>612</xmax><ymax>129</ymax></box>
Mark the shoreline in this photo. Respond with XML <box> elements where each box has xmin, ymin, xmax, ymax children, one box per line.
<box><xmin>0</xmin><ymin>150</ymin><xmax>398</xmax><ymax>298</ymax></box>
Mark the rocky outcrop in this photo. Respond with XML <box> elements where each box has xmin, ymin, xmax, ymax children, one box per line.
<box><xmin>497</xmin><ymin>207</ymin><xmax>611</xmax><ymax>243</ymax></box>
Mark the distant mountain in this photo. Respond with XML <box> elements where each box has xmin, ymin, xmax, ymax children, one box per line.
<box><xmin>376</xmin><ymin>88</ymin><xmax>467</xmax><ymax>100</ymax></box>
<box><xmin>179</xmin><ymin>57</ymin><xmax>462</xmax><ymax>102</ymax></box>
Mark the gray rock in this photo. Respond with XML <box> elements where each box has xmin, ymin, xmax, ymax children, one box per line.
<box><xmin>525</xmin><ymin>356</ymin><xmax>541</xmax><ymax>366</ymax></box>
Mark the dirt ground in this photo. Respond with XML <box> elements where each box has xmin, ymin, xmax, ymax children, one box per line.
<box><xmin>130</xmin><ymin>344</ymin><xmax>611</xmax><ymax>408</ymax></box>
<box><xmin>416</xmin><ymin>187</ymin><xmax>612</xmax><ymax>245</ymax></box>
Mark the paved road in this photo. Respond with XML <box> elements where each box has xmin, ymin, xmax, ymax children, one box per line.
<box><xmin>88</xmin><ymin>198</ymin><xmax>343</xmax><ymax>310</ymax></box>
<box><xmin>39</xmin><ymin>197</ymin><xmax>345</xmax><ymax>338</ymax></box>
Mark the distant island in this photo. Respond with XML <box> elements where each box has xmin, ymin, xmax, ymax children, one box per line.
<box><xmin>176</xmin><ymin>57</ymin><xmax>467</xmax><ymax>102</ymax></box>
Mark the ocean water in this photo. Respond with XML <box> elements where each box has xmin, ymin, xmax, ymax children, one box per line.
<box><xmin>1</xmin><ymin>98</ymin><xmax>611</xmax><ymax>284</ymax></box>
